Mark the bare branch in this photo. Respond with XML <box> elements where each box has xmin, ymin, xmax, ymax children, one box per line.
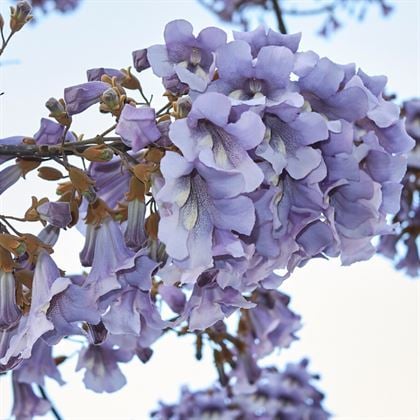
<box><xmin>0</xmin><ymin>137</ymin><xmax>127</xmax><ymax>159</ymax></box>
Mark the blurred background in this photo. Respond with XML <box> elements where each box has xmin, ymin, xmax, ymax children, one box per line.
<box><xmin>0</xmin><ymin>0</ymin><xmax>419</xmax><ymax>418</ymax></box>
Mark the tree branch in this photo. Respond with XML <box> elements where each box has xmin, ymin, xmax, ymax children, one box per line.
<box><xmin>270</xmin><ymin>0</ymin><xmax>287</xmax><ymax>34</ymax></box>
<box><xmin>281</xmin><ymin>3</ymin><xmax>336</xmax><ymax>16</ymax></box>
<box><xmin>38</xmin><ymin>385</ymin><xmax>63</xmax><ymax>420</ymax></box>
<box><xmin>0</xmin><ymin>137</ymin><xmax>127</xmax><ymax>159</ymax></box>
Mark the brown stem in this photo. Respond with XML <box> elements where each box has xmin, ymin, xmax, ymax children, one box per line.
<box><xmin>0</xmin><ymin>137</ymin><xmax>126</xmax><ymax>159</ymax></box>
<box><xmin>0</xmin><ymin>32</ymin><xmax>14</xmax><ymax>57</ymax></box>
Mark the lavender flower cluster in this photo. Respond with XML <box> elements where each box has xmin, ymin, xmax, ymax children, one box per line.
<box><xmin>378</xmin><ymin>98</ymin><xmax>419</xmax><ymax>277</ymax></box>
<box><xmin>0</xmin><ymin>18</ymin><xmax>414</xmax><ymax>416</ymax></box>
<box><xmin>152</xmin><ymin>360</ymin><xmax>329</xmax><ymax>419</ymax></box>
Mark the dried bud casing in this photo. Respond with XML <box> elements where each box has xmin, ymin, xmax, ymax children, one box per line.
<box><xmin>120</xmin><ymin>67</ymin><xmax>141</xmax><ymax>90</ymax></box>
<box><xmin>68</xmin><ymin>167</ymin><xmax>95</xmax><ymax>195</ymax></box>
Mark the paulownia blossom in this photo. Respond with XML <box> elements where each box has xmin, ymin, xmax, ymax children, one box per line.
<box><xmin>152</xmin><ymin>359</ymin><xmax>329</xmax><ymax>419</ymax></box>
<box><xmin>0</xmin><ymin>16</ymin><xmax>414</xmax><ymax>418</ymax></box>
<box><xmin>377</xmin><ymin>98</ymin><xmax>419</xmax><ymax>277</ymax></box>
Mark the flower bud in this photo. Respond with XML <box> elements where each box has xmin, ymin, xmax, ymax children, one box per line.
<box><xmin>174</xmin><ymin>96</ymin><xmax>192</xmax><ymax>119</ymax></box>
<box><xmin>45</xmin><ymin>97</ymin><xmax>71</xmax><ymax>126</ymax></box>
<box><xmin>101</xmin><ymin>87</ymin><xmax>121</xmax><ymax>114</ymax></box>
<box><xmin>82</xmin><ymin>144</ymin><xmax>114</xmax><ymax>162</ymax></box>
<box><xmin>0</xmin><ymin>13</ymin><xmax>5</xmax><ymax>30</ymax></box>
<box><xmin>37</xmin><ymin>166</ymin><xmax>64</xmax><ymax>181</ymax></box>
<box><xmin>9</xmin><ymin>1</ymin><xmax>32</xmax><ymax>33</ymax></box>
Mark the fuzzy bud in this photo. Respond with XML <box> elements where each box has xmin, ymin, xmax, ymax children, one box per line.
<box><xmin>9</xmin><ymin>1</ymin><xmax>32</xmax><ymax>33</ymax></box>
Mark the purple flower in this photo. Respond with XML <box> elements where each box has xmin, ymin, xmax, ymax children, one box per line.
<box><xmin>148</xmin><ymin>19</ymin><xmax>227</xmax><ymax>92</ymax></box>
<box><xmin>132</xmin><ymin>48</ymin><xmax>150</xmax><ymax>72</ymax></box>
<box><xmin>43</xmin><ymin>278</ymin><xmax>100</xmax><ymax>344</ymax></box>
<box><xmin>13</xmin><ymin>340</ymin><xmax>64</xmax><ymax>386</ymax></box>
<box><xmin>0</xmin><ymin>270</ymin><xmax>21</xmax><ymax>331</ymax></box>
<box><xmin>33</xmin><ymin>118</ymin><xmax>75</xmax><ymax>145</ymax></box>
<box><xmin>0</xmin><ymin>251</ymin><xmax>71</xmax><ymax>366</ymax></box>
<box><xmin>183</xmin><ymin>279</ymin><xmax>255</xmax><ymax>330</ymax></box>
<box><xmin>64</xmin><ymin>81</ymin><xmax>109</xmax><ymax>115</ymax></box>
<box><xmin>404</xmin><ymin>98</ymin><xmax>420</xmax><ymax>140</ymax></box>
<box><xmin>124</xmin><ymin>197</ymin><xmax>146</xmax><ymax>249</ymax></box>
<box><xmin>157</xmin><ymin>151</ymin><xmax>256</xmax><ymax>278</ymax></box>
<box><xmin>87</xmin><ymin>67</ymin><xmax>125</xmax><ymax>82</ymax></box>
<box><xmin>0</xmin><ymin>136</ymin><xmax>25</xmax><ymax>165</ymax></box>
<box><xmin>83</xmin><ymin>218</ymin><xmax>136</xmax><ymax>298</ymax></box>
<box><xmin>76</xmin><ymin>342</ymin><xmax>132</xmax><ymax>393</ymax></box>
<box><xmin>102</xmin><ymin>288</ymin><xmax>166</xmax><ymax>337</ymax></box>
<box><xmin>152</xmin><ymin>360</ymin><xmax>329</xmax><ymax>419</ymax></box>
<box><xmin>87</xmin><ymin>157</ymin><xmax>131</xmax><ymax>209</ymax></box>
<box><xmin>233</xmin><ymin>25</ymin><xmax>301</xmax><ymax>55</ymax></box>
<box><xmin>246</xmin><ymin>289</ymin><xmax>301</xmax><ymax>357</ymax></box>
<box><xmin>256</xmin><ymin>110</ymin><xmax>328</xmax><ymax>179</ymax></box>
<box><xmin>210</xmin><ymin>40</ymin><xmax>295</xmax><ymax>105</ymax></box>
<box><xmin>170</xmin><ymin>92</ymin><xmax>265</xmax><ymax>192</ymax></box>
<box><xmin>12</xmin><ymin>372</ymin><xmax>51</xmax><ymax>420</ymax></box>
<box><xmin>38</xmin><ymin>224</ymin><xmax>60</xmax><ymax>246</ymax></box>
<box><xmin>115</xmin><ymin>104</ymin><xmax>161</xmax><ymax>152</ymax></box>
<box><xmin>37</xmin><ymin>201</ymin><xmax>72</xmax><ymax>228</ymax></box>
<box><xmin>0</xmin><ymin>164</ymin><xmax>22</xmax><ymax>195</ymax></box>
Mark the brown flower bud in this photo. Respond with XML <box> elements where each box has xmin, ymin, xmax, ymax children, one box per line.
<box><xmin>82</xmin><ymin>144</ymin><xmax>114</xmax><ymax>162</ymax></box>
<box><xmin>45</xmin><ymin>97</ymin><xmax>71</xmax><ymax>127</ymax></box>
<box><xmin>38</xmin><ymin>167</ymin><xmax>64</xmax><ymax>181</ymax></box>
<box><xmin>10</xmin><ymin>1</ymin><xmax>32</xmax><ymax>33</ymax></box>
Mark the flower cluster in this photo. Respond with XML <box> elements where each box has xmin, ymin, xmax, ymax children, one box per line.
<box><xmin>377</xmin><ymin>98</ymin><xmax>419</xmax><ymax>277</ymax></box>
<box><xmin>152</xmin><ymin>359</ymin><xmax>329</xmax><ymax>419</ymax></box>
<box><xmin>0</xmin><ymin>19</ymin><xmax>413</xmax><ymax>417</ymax></box>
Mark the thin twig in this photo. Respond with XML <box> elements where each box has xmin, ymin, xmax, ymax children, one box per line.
<box><xmin>0</xmin><ymin>32</ymin><xmax>14</xmax><ymax>57</ymax></box>
<box><xmin>156</xmin><ymin>102</ymin><xmax>172</xmax><ymax>116</ymax></box>
<box><xmin>0</xmin><ymin>214</ymin><xmax>26</xmax><ymax>222</ymax></box>
<box><xmin>271</xmin><ymin>0</ymin><xmax>288</xmax><ymax>34</ymax></box>
<box><xmin>38</xmin><ymin>386</ymin><xmax>63</xmax><ymax>420</ymax></box>
<box><xmin>0</xmin><ymin>216</ymin><xmax>22</xmax><ymax>235</ymax></box>
<box><xmin>281</xmin><ymin>3</ymin><xmax>336</xmax><ymax>16</ymax></box>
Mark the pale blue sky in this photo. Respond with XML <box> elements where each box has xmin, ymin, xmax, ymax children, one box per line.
<box><xmin>0</xmin><ymin>1</ymin><xmax>419</xmax><ymax>418</ymax></box>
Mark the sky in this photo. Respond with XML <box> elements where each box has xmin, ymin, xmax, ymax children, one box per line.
<box><xmin>0</xmin><ymin>0</ymin><xmax>419</xmax><ymax>419</ymax></box>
